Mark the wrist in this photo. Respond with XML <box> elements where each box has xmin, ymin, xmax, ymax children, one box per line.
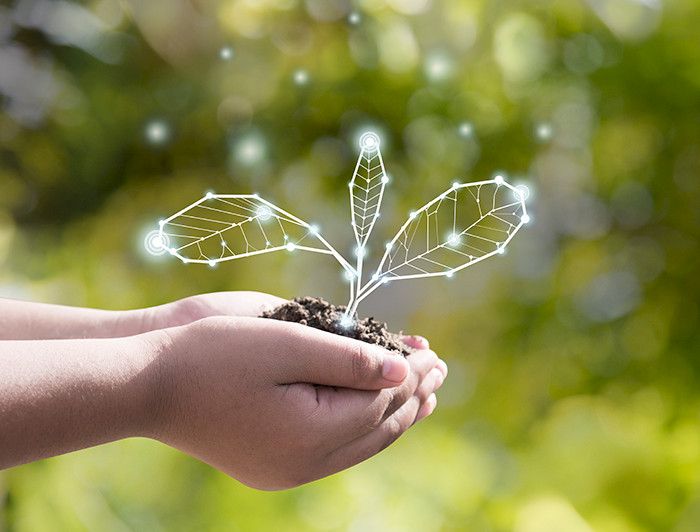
<box><xmin>126</xmin><ymin>328</ymin><xmax>180</xmax><ymax>441</ymax></box>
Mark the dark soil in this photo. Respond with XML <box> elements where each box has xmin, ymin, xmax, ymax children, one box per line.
<box><xmin>261</xmin><ymin>296</ymin><xmax>414</xmax><ymax>357</ymax></box>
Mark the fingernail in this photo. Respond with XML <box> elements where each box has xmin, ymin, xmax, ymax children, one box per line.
<box><xmin>410</xmin><ymin>335</ymin><xmax>430</xmax><ymax>349</ymax></box>
<box><xmin>382</xmin><ymin>352</ymin><xmax>409</xmax><ymax>383</ymax></box>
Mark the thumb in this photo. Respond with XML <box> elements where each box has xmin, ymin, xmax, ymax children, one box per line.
<box><xmin>264</xmin><ymin>319</ymin><xmax>409</xmax><ymax>390</ymax></box>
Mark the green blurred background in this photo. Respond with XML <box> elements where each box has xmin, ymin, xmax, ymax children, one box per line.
<box><xmin>1</xmin><ymin>0</ymin><xmax>699</xmax><ymax>530</ymax></box>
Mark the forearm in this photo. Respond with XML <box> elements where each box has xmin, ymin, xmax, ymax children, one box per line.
<box><xmin>0</xmin><ymin>298</ymin><xmax>167</xmax><ymax>340</ymax></box>
<box><xmin>0</xmin><ymin>332</ymin><xmax>167</xmax><ymax>469</ymax></box>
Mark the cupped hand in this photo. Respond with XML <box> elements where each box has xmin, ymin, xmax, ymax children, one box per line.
<box><xmin>150</xmin><ymin>316</ymin><xmax>447</xmax><ymax>490</ymax></box>
<box><xmin>142</xmin><ymin>291</ymin><xmax>286</xmax><ymax>330</ymax></box>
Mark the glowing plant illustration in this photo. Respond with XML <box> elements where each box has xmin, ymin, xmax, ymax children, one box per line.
<box><xmin>145</xmin><ymin>132</ymin><xmax>530</xmax><ymax>326</ymax></box>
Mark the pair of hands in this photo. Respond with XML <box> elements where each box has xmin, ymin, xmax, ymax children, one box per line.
<box><xmin>0</xmin><ymin>292</ymin><xmax>447</xmax><ymax>491</ymax></box>
<box><xmin>144</xmin><ymin>292</ymin><xmax>447</xmax><ymax>490</ymax></box>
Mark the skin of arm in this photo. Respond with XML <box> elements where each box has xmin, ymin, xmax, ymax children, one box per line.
<box><xmin>0</xmin><ymin>292</ymin><xmax>287</xmax><ymax>340</ymax></box>
<box><xmin>0</xmin><ymin>293</ymin><xmax>447</xmax><ymax>490</ymax></box>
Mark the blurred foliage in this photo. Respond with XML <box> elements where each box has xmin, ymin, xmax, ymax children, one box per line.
<box><xmin>1</xmin><ymin>0</ymin><xmax>700</xmax><ymax>530</ymax></box>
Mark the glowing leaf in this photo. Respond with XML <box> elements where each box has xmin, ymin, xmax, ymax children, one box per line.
<box><xmin>374</xmin><ymin>179</ymin><xmax>529</xmax><ymax>281</ymax></box>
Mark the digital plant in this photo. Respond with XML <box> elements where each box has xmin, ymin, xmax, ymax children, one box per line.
<box><xmin>146</xmin><ymin>132</ymin><xmax>530</xmax><ymax>327</ymax></box>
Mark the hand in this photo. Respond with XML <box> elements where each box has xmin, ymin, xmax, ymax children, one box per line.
<box><xmin>152</xmin><ymin>316</ymin><xmax>447</xmax><ymax>490</ymax></box>
<box><xmin>133</xmin><ymin>291</ymin><xmax>286</xmax><ymax>333</ymax></box>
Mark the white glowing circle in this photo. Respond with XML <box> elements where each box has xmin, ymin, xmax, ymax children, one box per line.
<box><xmin>355</xmin><ymin>246</ymin><xmax>366</xmax><ymax>257</ymax></box>
<box><xmin>286</xmin><ymin>243</ymin><xmax>296</xmax><ymax>252</ymax></box>
<box><xmin>522</xmin><ymin>214</ymin><xmax>531</xmax><ymax>224</ymax></box>
<box><xmin>385</xmin><ymin>242</ymin><xmax>393</xmax><ymax>250</ymax></box>
<box><xmin>294</xmin><ymin>69</ymin><xmax>309</xmax><ymax>85</ymax></box>
<box><xmin>446</xmin><ymin>270</ymin><xmax>454</xmax><ymax>278</ymax></box>
<box><xmin>235</xmin><ymin>135</ymin><xmax>266</xmax><ymax>166</ymax></box>
<box><xmin>448</xmin><ymin>233</ymin><xmax>460</xmax><ymax>246</ymax></box>
<box><xmin>494</xmin><ymin>175</ymin><xmax>505</xmax><ymax>185</ymax></box>
<box><xmin>424</xmin><ymin>52</ymin><xmax>454</xmax><ymax>81</ymax></box>
<box><xmin>309</xmin><ymin>224</ymin><xmax>319</xmax><ymax>234</ymax></box>
<box><xmin>219</xmin><ymin>46</ymin><xmax>234</xmax><ymax>60</ymax></box>
<box><xmin>359</xmin><ymin>132</ymin><xmax>380</xmax><ymax>150</ymax></box>
<box><xmin>158</xmin><ymin>219</ymin><xmax>165</xmax><ymax>227</ymax></box>
<box><xmin>536</xmin><ymin>122</ymin><xmax>553</xmax><ymax>141</ymax></box>
<box><xmin>205</xmin><ymin>191</ymin><xmax>214</xmax><ymax>199</ymax></box>
<box><xmin>145</xmin><ymin>120</ymin><xmax>169</xmax><ymax>145</ymax></box>
<box><xmin>498</xmin><ymin>246</ymin><xmax>505</xmax><ymax>254</ymax></box>
<box><xmin>345</xmin><ymin>271</ymin><xmax>355</xmax><ymax>281</ymax></box>
<box><xmin>516</xmin><ymin>184</ymin><xmax>530</xmax><ymax>200</ymax></box>
<box><xmin>340</xmin><ymin>315</ymin><xmax>354</xmax><ymax>329</ymax></box>
<box><xmin>257</xmin><ymin>205</ymin><xmax>272</xmax><ymax>220</ymax></box>
<box><xmin>409</xmin><ymin>211</ymin><xmax>417</xmax><ymax>219</ymax></box>
<box><xmin>144</xmin><ymin>230</ymin><xmax>169</xmax><ymax>256</ymax></box>
<box><xmin>348</xmin><ymin>12</ymin><xmax>361</xmax><ymax>25</ymax></box>
<box><xmin>372</xmin><ymin>273</ymin><xmax>379</xmax><ymax>281</ymax></box>
<box><xmin>381</xmin><ymin>174</ymin><xmax>389</xmax><ymax>184</ymax></box>
<box><xmin>208</xmin><ymin>260</ymin><xmax>217</xmax><ymax>267</ymax></box>
<box><xmin>458</xmin><ymin>122</ymin><xmax>473</xmax><ymax>137</ymax></box>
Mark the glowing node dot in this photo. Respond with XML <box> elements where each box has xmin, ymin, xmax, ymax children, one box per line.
<box><xmin>340</xmin><ymin>315</ymin><xmax>354</xmax><ymax>329</ymax></box>
<box><xmin>205</xmin><ymin>191</ymin><xmax>214</xmax><ymax>199</ymax></box>
<box><xmin>498</xmin><ymin>246</ymin><xmax>505</xmax><ymax>254</ymax></box>
<box><xmin>208</xmin><ymin>260</ymin><xmax>217</xmax><ymax>267</ymax></box>
<box><xmin>219</xmin><ymin>46</ymin><xmax>234</xmax><ymax>60</ymax></box>
<box><xmin>381</xmin><ymin>175</ymin><xmax>389</xmax><ymax>184</ymax></box>
<box><xmin>144</xmin><ymin>230</ymin><xmax>169</xmax><ymax>256</ymax></box>
<box><xmin>446</xmin><ymin>271</ymin><xmax>454</xmax><ymax>278</ymax></box>
<box><xmin>355</xmin><ymin>246</ymin><xmax>366</xmax><ymax>258</ymax></box>
<box><xmin>257</xmin><ymin>206</ymin><xmax>272</xmax><ymax>220</ymax></box>
<box><xmin>382</xmin><ymin>277</ymin><xmax>390</xmax><ymax>284</ymax></box>
<box><xmin>494</xmin><ymin>175</ymin><xmax>505</xmax><ymax>186</ymax></box>
<box><xmin>345</xmin><ymin>271</ymin><xmax>355</xmax><ymax>281</ymax></box>
<box><xmin>294</xmin><ymin>69</ymin><xmax>309</xmax><ymax>85</ymax></box>
<box><xmin>372</xmin><ymin>273</ymin><xmax>379</xmax><ymax>281</ymax></box>
<box><xmin>522</xmin><ymin>214</ymin><xmax>531</xmax><ymax>224</ymax></box>
<box><xmin>286</xmin><ymin>243</ymin><xmax>296</xmax><ymax>252</ymax></box>
<box><xmin>310</xmin><ymin>225</ymin><xmax>319</xmax><ymax>235</ymax></box>
<box><xmin>516</xmin><ymin>184</ymin><xmax>530</xmax><ymax>200</ymax></box>
<box><xmin>448</xmin><ymin>233</ymin><xmax>460</xmax><ymax>245</ymax></box>
<box><xmin>359</xmin><ymin>132</ymin><xmax>380</xmax><ymax>150</ymax></box>
<box><xmin>348</xmin><ymin>12</ymin><xmax>361</xmax><ymax>25</ymax></box>
<box><xmin>385</xmin><ymin>242</ymin><xmax>393</xmax><ymax>250</ymax></box>
<box><xmin>409</xmin><ymin>211</ymin><xmax>417</xmax><ymax>219</ymax></box>
<box><xmin>159</xmin><ymin>219</ymin><xmax>165</xmax><ymax>226</ymax></box>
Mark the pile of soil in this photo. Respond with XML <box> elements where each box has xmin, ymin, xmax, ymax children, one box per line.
<box><xmin>261</xmin><ymin>296</ymin><xmax>413</xmax><ymax>357</ymax></box>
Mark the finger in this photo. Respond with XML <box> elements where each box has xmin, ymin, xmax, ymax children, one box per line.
<box><xmin>415</xmin><ymin>393</ymin><xmax>437</xmax><ymax>423</ymax></box>
<box><xmin>235</xmin><ymin>292</ymin><xmax>288</xmax><ymax>316</ymax></box>
<box><xmin>400</xmin><ymin>335</ymin><xmax>430</xmax><ymax>350</ymax></box>
<box><xmin>321</xmin><ymin>392</ymin><xmax>425</xmax><ymax>477</ymax></box>
<box><xmin>306</xmin><ymin>349</ymin><xmax>441</xmax><ymax>445</ymax></box>
<box><xmin>260</xmin><ymin>319</ymin><xmax>410</xmax><ymax>390</ymax></box>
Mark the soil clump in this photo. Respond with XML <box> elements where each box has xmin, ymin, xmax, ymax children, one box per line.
<box><xmin>262</xmin><ymin>296</ymin><xmax>413</xmax><ymax>357</ymax></box>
